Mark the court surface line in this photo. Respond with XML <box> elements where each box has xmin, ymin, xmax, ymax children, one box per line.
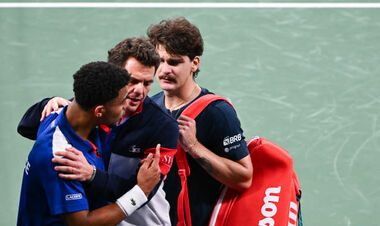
<box><xmin>1</xmin><ymin>2</ymin><xmax>380</xmax><ymax>8</ymax></box>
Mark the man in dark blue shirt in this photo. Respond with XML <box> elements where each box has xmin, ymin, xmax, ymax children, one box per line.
<box><xmin>147</xmin><ymin>17</ymin><xmax>253</xmax><ymax>226</ymax></box>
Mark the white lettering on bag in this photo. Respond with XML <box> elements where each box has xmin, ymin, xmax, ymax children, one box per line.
<box><xmin>288</xmin><ymin>201</ymin><xmax>298</xmax><ymax>226</ymax></box>
<box><xmin>259</xmin><ymin>186</ymin><xmax>281</xmax><ymax>226</ymax></box>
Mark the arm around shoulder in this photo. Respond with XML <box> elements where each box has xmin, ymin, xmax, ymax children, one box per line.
<box><xmin>18</xmin><ymin>97</ymin><xmax>52</xmax><ymax>140</ymax></box>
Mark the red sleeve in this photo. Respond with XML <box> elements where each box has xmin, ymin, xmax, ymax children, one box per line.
<box><xmin>144</xmin><ymin>147</ymin><xmax>177</xmax><ymax>175</ymax></box>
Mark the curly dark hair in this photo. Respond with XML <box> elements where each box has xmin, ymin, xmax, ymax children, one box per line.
<box><xmin>147</xmin><ymin>17</ymin><xmax>204</xmax><ymax>77</ymax></box>
<box><xmin>108</xmin><ymin>37</ymin><xmax>160</xmax><ymax>72</ymax></box>
<box><xmin>73</xmin><ymin>61</ymin><xmax>130</xmax><ymax>111</ymax></box>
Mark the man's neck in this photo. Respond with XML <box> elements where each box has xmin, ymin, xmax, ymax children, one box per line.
<box><xmin>65</xmin><ymin>102</ymin><xmax>96</xmax><ymax>141</ymax></box>
<box><xmin>116</xmin><ymin>110</ymin><xmax>132</xmax><ymax>126</ymax></box>
<box><xmin>164</xmin><ymin>81</ymin><xmax>201</xmax><ymax>112</ymax></box>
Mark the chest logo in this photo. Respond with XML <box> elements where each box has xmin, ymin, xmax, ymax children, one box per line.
<box><xmin>65</xmin><ymin>193</ymin><xmax>83</xmax><ymax>201</ymax></box>
<box><xmin>128</xmin><ymin>145</ymin><xmax>141</xmax><ymax>153</ymax></box>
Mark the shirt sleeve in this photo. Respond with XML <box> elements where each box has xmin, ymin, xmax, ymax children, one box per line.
<box><xmin>146</xmin><ymin>116</ymin><xmax>179</xmax><ymax>175</ymax></box>
<box><xmin>86</xmin><ymin>168</ymin><xmax>137</xmax><ymax>202</ymax></box>
<box><xmin>34</xmin><ymin>141</ymin><xmax>89</xmax><ymax>215</ymax></box>
<box><xmin>197</xmin><ymin>100</ymin><xmax>249</xmax><ymax>161</ymax></box>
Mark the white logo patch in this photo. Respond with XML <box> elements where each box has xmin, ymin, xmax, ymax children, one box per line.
<box><xmin>129</xmin><ymin>145</ymin><xmax>141</xmax><ymax>153</ymax></box>
<box><xmin>224</xmin><ymin>144</ymin><xmax>241</xmax><ymax>153</ymax></box>
<box><xmin>24</xmin><ymin>160</ymin><xmax>31</xmax><ymax>175</ymax></box>
<box><xmin>223</xmin><ymin>134</ymin><xmax>242</xmax><ymax>146</ymax></box>
<box><xmin>65</xmin><ymin>193</ymin><xmax>83</xmax><ymax>201</ymax></box>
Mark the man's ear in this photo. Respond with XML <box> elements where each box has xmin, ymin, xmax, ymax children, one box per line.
<box><xmin>191</xmin><ymin>56</ymin><xmax>200</xmax><ymax>72</ymax></box>
<box><xmin>94</xmin><ymin>105</ymin><xmax>105</xmax><ymax>118</ymax></box>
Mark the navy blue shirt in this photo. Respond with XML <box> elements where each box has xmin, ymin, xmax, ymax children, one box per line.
<box><xmin>90</xmin><ymin>97</ymin><xmax>178</xmax><ymax>201</ymax></box>
<box><xmin>151</xmin><ymin>88</ymin><xmax>249</xmax><ymax>226</ymax></box>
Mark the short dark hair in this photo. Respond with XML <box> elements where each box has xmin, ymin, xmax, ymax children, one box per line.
<box><xmin>108</xmin><ymin>37</ymin><xmax>160</xmax><ymax>71</ymax></box>
<box><xmin>73</xmin><ymin>61</ymin><xmax>130</xmax><ymax>111</ymax></box>
<box><xmin>147</xmin><ymin>17</ymin><xmax>204</xmax><ymax>77</ymax></box>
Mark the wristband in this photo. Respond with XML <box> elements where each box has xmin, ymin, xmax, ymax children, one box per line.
<box><xmin>88</xmin><ymin>165</ymin><xmax>96</xmax><ymax>182</ymax></box>
<box><xmin>116</xmin><ymin>185</ymin><xmax>147</xmax><ymax>216</ymax></box>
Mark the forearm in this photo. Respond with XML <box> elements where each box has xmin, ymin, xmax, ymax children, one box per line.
<box><xmin>17</xmin><ymin>97</ymin><xmax>51</xmax><ymax>140</ymax></box>
<box><xmin>187</xmin><ymin>142</ymin><xmax>253</xmax><ymax>191</ymax></box>
<box><xmin>88</xmin><ymin>169</ymin><xmax>137</xmax><ymax>202</ymax></box>
<box><xmin>63</xmin><ymin>203</ymin><xmax>125</xmax><ymax>226</ymax></box>
<box><xmin>64</xmin><ymin>185</ymin><xmax>147</xmax><ymax>226</ymax></box>
<box><xmin>84</xmin><ymin>203</ymin><xmax>125</xmax><ymax>225</ymax></box>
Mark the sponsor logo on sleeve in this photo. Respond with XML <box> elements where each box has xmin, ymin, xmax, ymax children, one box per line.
<box><xmin>65</xmin><ymin>193</ymin><xmax>83</xmax><ymax>201</ymax></box>
<box><xmin>223</xmin><ymin>134</ymin><xmax>242</xmax><ymax>152</ymax></box>
<box><xmin>223</xmin><ymin>134</ymin><xmax>242</xmax><ymax>146</ymax></box>
<box><xmin>162</xmin><ymin>155</ymin><xmax>172</xmax><ymax>165</ymax></box>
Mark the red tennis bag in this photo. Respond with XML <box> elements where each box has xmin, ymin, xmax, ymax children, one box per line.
<box><xmin>209</xmin><ymin>136</ymin><xmax>302</xmax><ymax>226</ymax></box>
<box><xmin>175</xmin><ymin>94</ymin><xmax>302</xmax><ymax>226</ymax></box>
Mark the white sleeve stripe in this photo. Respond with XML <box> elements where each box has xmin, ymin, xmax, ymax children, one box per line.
<box><xmin>52</xmin><ymin>126</ymin><xmax>72</xmax><ymax>158</ymax></box>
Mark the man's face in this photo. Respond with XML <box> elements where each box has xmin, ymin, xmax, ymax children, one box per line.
<box><xmin>155</xmin><ymin>45</ymin><xmax>199</xmax><ymax>93</ymax></box>
<box><xmin>124</xmin><ymin>57</ymin><xmax>155</xmax><ymax>113</ymax></box>
<box><xmin>103</xmin><ymin>86</ymin><xmax>128</xmax><ymax>127</ymax></box>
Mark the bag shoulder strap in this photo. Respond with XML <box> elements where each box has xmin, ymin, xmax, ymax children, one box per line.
<box><xmin>181</xmin><ymin>94</ymin><xmax>233</xmax><ymax>119</ymax></box>
<box><xmin>176</xmin><ymin>94</ymin><xmax>232</xmax><ymax>226</ymax></box>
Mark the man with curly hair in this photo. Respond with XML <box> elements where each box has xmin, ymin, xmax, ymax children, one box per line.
<box><xmin>17</xmin><ymin>38</ymin><xmax>179</xmax><ymax>226</ymax></box>
<box><xmin>148</xmin><ymin>17</ymin><xmax>253</xmax><ymax>226</ymax></box>
<box><xmin>17</xmin><ymin>61</ymin><xmax>162</xmax><ymax>225</ymax></box>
